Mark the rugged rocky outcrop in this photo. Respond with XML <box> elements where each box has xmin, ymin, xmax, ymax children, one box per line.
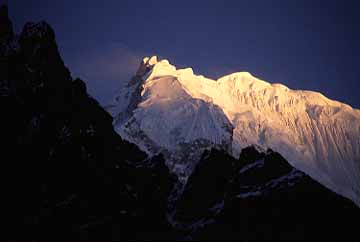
<box><xmin>0</xmin><ymin>5</ymin><xmax>12</xmax><ymax>38</ymax></box>
<box><xmin>173</xmin><ymin>147</ymin><xmax>360</xmax><ymax>240</ymax></box>
<box><xmin>0</xmin><ymin>5</ymin><xmax>176</xmax><ymax>240</ymax></box>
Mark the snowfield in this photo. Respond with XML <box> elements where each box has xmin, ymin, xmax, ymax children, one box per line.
<box><xmin>108</xmin><ymin>56</ymin><xmax>360</xmax><ymax>206</ymax></box>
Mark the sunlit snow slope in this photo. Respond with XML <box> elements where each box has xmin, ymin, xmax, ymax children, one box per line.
<box><xmin>108</xmin><ymin>56</ymin><xmax>360</xmax><ymax>206</ymax></box>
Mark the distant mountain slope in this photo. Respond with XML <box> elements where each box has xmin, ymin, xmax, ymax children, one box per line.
<box><xmin>109</xmin><ymin>56</ymin><xmax>360</xmax><ymax>206</ymax></box>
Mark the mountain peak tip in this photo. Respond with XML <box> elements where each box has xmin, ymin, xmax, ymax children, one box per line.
<box><xmin>136</xmin><ymin>56</ymin><xmax>174</xmax><ymax>77</ymax></box>
<box><xmin>136</xmin><ymin>55</ymin><xmax>158</xmax><ymax>76</ymax></box>
<box><xmin>143</xmin><ymin>56</ymin><xmax>158</xmax><ymax>66</ymax></box>
<box><xmin>0</xmin><ymin>4</ymin><xmax>8</xmax><ymax>17</ymax></box>
<box><xmin>142</xmin><ymin>56</ymin><xmax>173</xmax><ymax>67</ymax></box>
<box><xmin>0</xmin><ymin>3</ymin><xmax>13</xmax><ymax>38</ymax></box>
<box><xmin>0</xmin><ymin>3</ymin><xmax>9</xmax><ymax>14</ymax></box>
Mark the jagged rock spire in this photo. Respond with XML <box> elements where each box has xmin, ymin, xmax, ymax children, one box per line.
<box><xmin>0</xmin><ymin>4</ymin><xmax>13</xmax><ymax>38</ymax></box>
<box><xmin>136</xmin><ymin>56</ymin><xmax>158</xmax><ymax>77</ymax></box>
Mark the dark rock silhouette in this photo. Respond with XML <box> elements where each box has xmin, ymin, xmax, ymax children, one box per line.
<box><xmin>175</xmin><ymin>147</ymin><xmax>360</xmax><ymax>240</ymax></box>
<box><xmin>0</xmin><ymin>4</ymin><xmax>13</xmax><ymax>38</ymax></box>
<box><xmin>0</xmin><ymin>4</ymin><xmax>176</xmax><ymax>240</ymax></box>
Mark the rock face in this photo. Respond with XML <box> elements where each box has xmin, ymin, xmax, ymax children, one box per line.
<box><xmin>109</xmin><ymin>56</ymin><xmax>360</xmax><ymax>206</ymax></box>
<box><xmin>0</xmin><ymin>5</ymin><xmax>13</xmax><ymax>38</ymax></box>
<box><xmin>0</xmin><ymin>5</ymin><xmax>176</xmax><ymax>240</ymax></box>
<box><xmin>172</xmin><ymin>147</ymin><xmax>360</xmax><ymax>240</ymax></box>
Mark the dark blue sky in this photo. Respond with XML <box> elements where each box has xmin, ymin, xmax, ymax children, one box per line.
<box><xmin>7</xmin><ymin>0</ymin><xmax>360</xmax><ymax>107</ymax></box>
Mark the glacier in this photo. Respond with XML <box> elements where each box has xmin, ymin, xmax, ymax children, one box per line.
<box><xmin>107</xmin><ymin>56</ymin><xmax>360</xmax><ymax>206</ymax></box>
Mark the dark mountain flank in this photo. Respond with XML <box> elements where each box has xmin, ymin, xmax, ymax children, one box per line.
<box><xmin>0</xmin><ymin>5</ymin><xmax>176</xmax><ymax>240</ymax></box>
<box><xmin>174</xmin><ymin>147</ymin><xmax>360</xmax><ymax>240</ymax></box>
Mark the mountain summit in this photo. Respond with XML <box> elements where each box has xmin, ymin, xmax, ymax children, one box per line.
<box><xmin>107</xmin><ymin>56</ymin><xmax>233</xmax><ymax>180</ymax></box>
<box><xmin>0</xmin><ymin>4</ymin><xmax>13</xmax><ymax>38</ymax></box>
<box><xmin>109</xmin><ymin>56</ymin><xmax>360</xmax><ymax>205</ymax></box>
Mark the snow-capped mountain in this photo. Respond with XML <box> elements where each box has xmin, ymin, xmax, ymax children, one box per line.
<box><xmin>3</xmin><ymin>4</ymin><xmax>360</xmax><ymax>240</ymax></box>
<box><xmin>107</xmin><ymin>56</ymin><xmax>233</xmax><ymax>179</ymax></box>
<box><xmin>108</xmin><ymin>56</ymin><xmax>360</xmax><ymax>206</ymax></box>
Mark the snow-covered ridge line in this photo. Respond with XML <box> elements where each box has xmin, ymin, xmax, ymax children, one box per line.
<box><xmin>109</xmin><ymin>55</ymin><xmax>360</xmax><ymax>207</ymax></box>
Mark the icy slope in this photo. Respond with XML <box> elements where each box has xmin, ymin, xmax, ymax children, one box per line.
<box><xmin>180</xmin><ymin>69</ymin><xmax>360</xmax><ymax>205</ymax></box>
<box><xmin>108</xmin><ymin>56</ymin><xmax>360</xmax><ymax>205</ymax></box>
<box><xmin>107</xmin><ymin>57</ymin><xmax>233</xmax><ymax>178</ymax></box>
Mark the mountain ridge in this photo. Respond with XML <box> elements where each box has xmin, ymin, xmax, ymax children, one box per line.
<box><xmin>109</xmin><ymin>55</ymin><xmax>360</xmax><ymax>206</ymax></box>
